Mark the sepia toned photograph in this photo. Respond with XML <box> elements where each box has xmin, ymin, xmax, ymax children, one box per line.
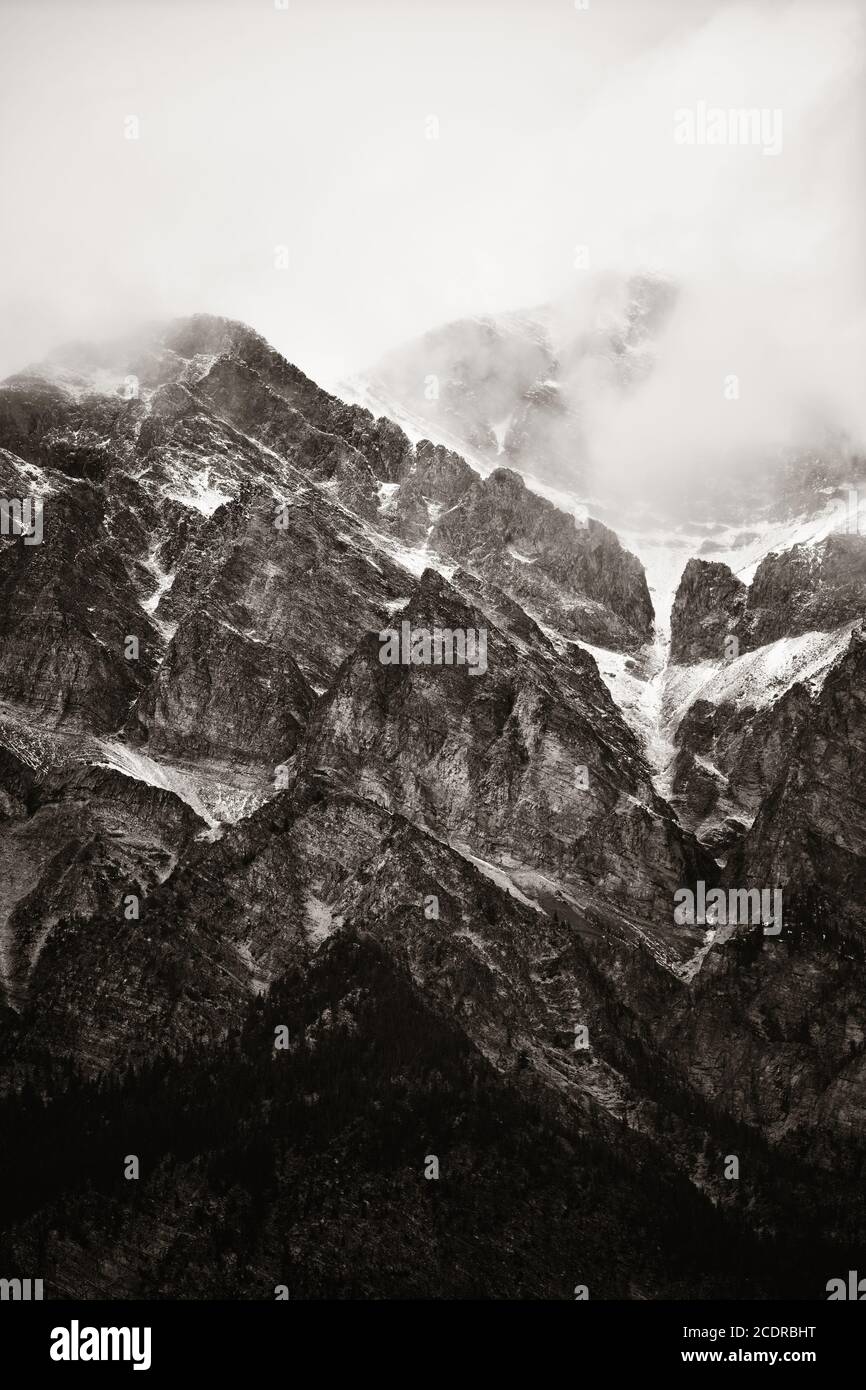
<box><xmin>0</xmin><ymin>0</ymin><xmax>864</xmax><ymax>1364</ymax></box>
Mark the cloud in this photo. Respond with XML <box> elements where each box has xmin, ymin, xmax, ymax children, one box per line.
<box><xmin>547</xmin><ymin>0</ymin><xmax>866</xmax><ymax>501</ymax></box>
<box><xmin>0</xmin><ymin>0</ymin><xmax>861</xmax><ymax>508</ymax></box>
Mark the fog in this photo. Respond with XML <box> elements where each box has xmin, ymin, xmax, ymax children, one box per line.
<box><xmin>1</xmin><ymin>0</ymin><xmax>863</xmax><ymax>495</ymax></box>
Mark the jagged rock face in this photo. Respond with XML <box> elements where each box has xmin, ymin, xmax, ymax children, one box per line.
<box><xmin>0</xmin><ymin>378</ymin><xmax>139</xmax><ymax>481</ymax></box>
<box><xmin>157</xmin><ymin>778</ymin><xmax>600</xmax><ymax>1088</ymax></box>
<box><xmin>665</xmin><ymin>540</ymin><xmax>866</xmax><ymax>845</ymax></box>
<box><xmin>744</xmin><ymin>535</ymin><xmax>866</xmax><ymax>647</ymax></box>
<box><xmin>0</xmin><ymin>745</ymin><xmax>37</xmax><ymax>822</ymax></box>
<box><xmin>671</xmin><ymin>538</ymin><xmax>866</xmax><ymax>666</ymax></box>
<box><xmin>731</xmin><ymin>628</ymin><xmax>866</xmax><ymax>939</ymax></box>
<box><xmin>377</xmin><ymin>447</ymin><xmax>654</xmax><ymax>652</ymax></box>
<box><xmin>128</xmin><ymin>608</ymin><xmax>315</xmax><ymax>766</ymax></box>
<box><xmin>192</xmin><ymin>357</ymin><xmax>382</xmax><ymax>518</ymax></box>
<box><xmin>0</xmin><ymin>313</ymin><xmax>669</xmax><ymax>1038</ymax></box>
<box><xmin>0</xmin><ymin>765</ymin><xmax>203</xmax><ymax>1013</ymax></box>
<box><xmin>0</xmin><ymin>484</ymin><xmax>160</xmax><ymax>731</ymax></box>
<box><xmin>384</xmin><ymin>439</ymin><xmax>476</xmax><ymax>543</ymax></box>
<box><xmin>0</xmin><ymin>312</ymin><xmax>671</xmax><ymax>1042</ymax></box>
<box><xmin>289</xmin><ymin>568</ymin><xmax>706</xmax><ymax>930</ymax></box>
<box><xmin>157</xmin><ymin>314</ymin><xmax>414</xmax><ymax>486</ymax></box>
<box><xmin>431</xmin><ymin>468</ymin><xmax>654</xmax><ymax>649</ymax></box>
<box><xmin>602</xmin><ymin>909</ymin><xmax>866</xmax><ymax>1172</ymax></box>
<box><xmin>134</xmin><ymin>385</ymin><xmax>285</xmax><ymax>501</ymax></box>
<box><xmin>669</xmin><ymin>686</ymin><xmax>812</xmax><ymax>848</ymax></box>
<box><xmin>670</xmin><ymin>559</ymin><xmax>746</xmax><ymax>664</ymax></box>
<box><xmin>157</xmin><ymin>490</ymin><xmax>415</xmax><ymax>691</ymax></box>
<box><xmin>0</xmin><ymin>770</ymin><xmax>627</xmax><ymax>1097</ymax></box>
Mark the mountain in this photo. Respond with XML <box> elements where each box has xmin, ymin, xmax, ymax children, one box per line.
<box><xmin>352</xmin><ymin>275</ymin><xmax>866</xmax><ymax>534</ymax></box>
<box><xmin>0</xmin><ymin>312</ymin><xmax>864</xmax><ymax>1300</ymax></box>
<box><xmin>359</xmin><ymin>272</ymin><xmax>678</xmax><ymax>496</ymax></box>
<box><xmin>662</xmin><ymin>534</ymin><xmax>866</xmax><ymax>849</ymax></box>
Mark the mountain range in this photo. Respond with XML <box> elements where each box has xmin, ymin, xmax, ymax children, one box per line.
<box><xmin>0</xmin><ymin>311</ymin><xmax>864</xmax><ymax>1299</ymax></box>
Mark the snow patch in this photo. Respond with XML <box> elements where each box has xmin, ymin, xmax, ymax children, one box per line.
<box><xmin>94</xmin><ymin>742</ymin><xmax>218</xmax><ymax>826</ymax></box>
<box><xmin>94</xmin><ymin>743</ymin><xmax>268</xmax><ymax>828</ymax></box>
<box><xmin>384</xmin><ymin>537</ymin><xmax>457</xmax><ymax>582</ymax></box>
<box><xmin>451</xmin><ymin>843</ymin><xmax>544</xmax><ymax>913</ymax></box>
<box><xmin>305</xmin><ymin>894</ymin><xmax>340</xmax><ymax>944</ymax></box>
<box><xmin>165</xmin><ymin>466</ymin><xmax>231</xmax><ymax>517</ymax></box>
<box><xmin>662</xmin><ymin>622</ymin><xmax>857</xmax><ymax>731</ymax></box>
<box><xmin>491</xmin><ymin>412</ymin><xmax>513</xmax><ymax>454</ymax></box>
<box><xmin>508</xmin><ymin>546</ymin><xmax>537</xmax><ymax>565</ymax></box>
<box><xmin>141</xmin><ymin>544</ymin><xmax>176</xmax><ymax>623</ymax></box>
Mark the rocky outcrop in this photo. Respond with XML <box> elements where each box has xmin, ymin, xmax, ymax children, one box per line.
<box><xmin>128</xmin><ymin>608</ymin><xmax>315</xmax><ymax>766</ymax></box>
<box><xmin>666</xmin><ymin>538</ymin><xmax>866</xmax><ymax>845</ymax></box>
<box><xmin>744</xmin><ymin>535</ymin><xmax>866</xmax><ymax>648</ymax></box>
<box><xmin>729</xmin><ymin>626</ymin><xmax>866</xmax><ymax>942</ymax></box>
<box><xmin>383</xmin><ymin>439</ymin><xmax>476</xmax><ymax>543</ymax></box>
<box><xmin>671</xmin><ymin>537</ymin><xmax>866</xmax><ymax>666</ymax></box>
<box><xmin>159</xmin><ymin>314</ymin><xmax>415</xmax><ymax>484</ymax></box>
<box><xmin>431</xmin><ymin>468</ymin><xmax>654</xmax><ymax>649</ymax></box>
<box><xmin>289</xmin><ymin>567</ymin><xmax>706</xmax><ymax>932</ymax></box>
<box><xmin>668</xmin><ymin>685</ymin><xmax>812</xmax><ymax>849</ymax></box>
<box><xmin>0</xmin><ymin>377</ymin><xmax>139</xmax><ymax>481</ymax></box>
<box><xmin>0</xmin><ymin>764</ymin><xmax>204</xmax><ymax>1013</ymax></box>
<box><xmin>0</xmin><ymin>485</ymin><xmax>160</xmax><ymax>731</ymax></box>
<box><xmin>670</xmin><ymin>559</ymin><xmax>746</xmax><ymax>664</ymax></box>
<box><xmin>156</xmin><ymin>488</ymin><xmax>415</xmax><ymax>691</ymax></box>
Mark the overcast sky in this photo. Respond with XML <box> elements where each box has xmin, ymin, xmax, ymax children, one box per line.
<box><xmin>1</xmin><ymin>0</ymin><xmax>863</xmax><ymax>427</ymax></box>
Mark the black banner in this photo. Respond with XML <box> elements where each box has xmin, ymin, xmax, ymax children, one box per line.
<box><xmin>1</xmin><ymin>1298</ymin><xmax>860</xmax><ymax>1376</ymax></box>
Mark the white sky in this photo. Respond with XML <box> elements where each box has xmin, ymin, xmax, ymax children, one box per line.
<box><xmin>0</xmin><ymin>0</ymin><xmax>864</xmax><ymax>416</ymax></box>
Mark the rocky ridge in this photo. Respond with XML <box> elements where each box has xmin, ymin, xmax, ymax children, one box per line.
<box><xmin>0</xmin><ymin>314</ymin><xmax>864</xmax><ymax>1298</ymax></box>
